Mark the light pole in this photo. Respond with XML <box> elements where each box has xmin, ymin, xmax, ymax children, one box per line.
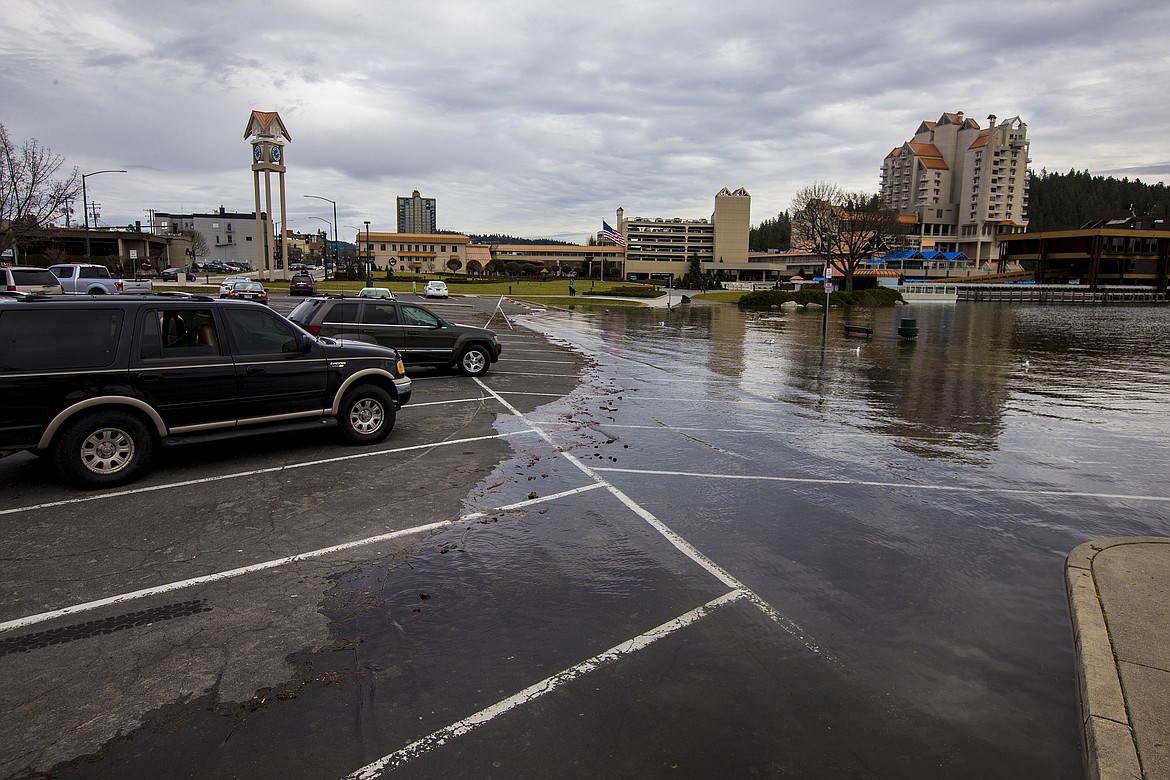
<box><xmin>364</xmin><ymin>220</ymin><xmax>372</xmax><ymax>287</ymax></box>
<box><xmin>305</xmin><ymin>216</ymin><xmax>331</xmax><ymax>274</ymax></box>
<box><xmin>303</xmin><ymin>194</ymin><xmax>337</xmax><ymax>281</ymax></box>
<box><xmin>82</xmin><ymin>169</ymin><xmax>127</xmax><ymax>262</ymax></box>
<box><xmin>822</xmin><ymin>233</ymin><xmax>835</xmax><ymax>343</ymax></box>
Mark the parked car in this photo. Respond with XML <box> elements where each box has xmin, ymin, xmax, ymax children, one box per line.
<box><xmin>159</xmin><ymin>267</ymin><xmax>181</xmax><ymax>281</ymax></box>
<box><xmin>0</xmin><ymin>294</ymin><xmax>412</xmax><ymax>487</ymax></box>
<box><xmin>289</xmin><ymin>274</ymin><xmax>318</xmax><ymax>296</ymax></box>
<box><xmin>289</xmin><ymin>295</ymin><xmax>501</xmax><ymax>376</ymax></box>
<box><xmin>219</xmin><ymin>276</ymin><xmax>251</xmax><ymax>296</ymax></box>
<box><xmin>2</xmin><ymin>266</ymin><xmax>63</xmax><ymax>295</ymax></box>
<box><xmin>423</xmin><ymin>280</ymin><xmax>449</xmax><ymax>298</ymax></box>
<box><xmin>357</xmin><ymin>287</ymin><xmax>395</xmax><ymax>299</ymax></box>
<box><xmin>228</xmin><ymin>281</ymin><xmax>268</xmax><ymax>305</ymax></box>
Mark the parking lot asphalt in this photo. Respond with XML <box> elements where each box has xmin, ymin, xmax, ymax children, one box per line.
<box><xmin>0</xmin><ymin>293</ymin><xmax>610</xmax><ymax>778</ymax></box>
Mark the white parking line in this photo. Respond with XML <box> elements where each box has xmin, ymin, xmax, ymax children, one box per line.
<box><xmin>343</xmin><ymin>590</ymin><xmax>747</xmax><ymax>780</ymax></box>
<box><xmin>0</xmin><ymin>482</ymin><xmax>608</xmax><ymax>634</ymax></box>
<box><xmin>589</xmin><ymin>466</ymin><xmax>1170</xmax><ymax>504</ymax></box>
<box><xmin>0</xmin><ymin>430</ymin><xmax>539</xmax><ymax>519</ymax></box>
<box><xmin>473</xmin><ymin>378</ymin><xmax>828</xmax><ymax>657</ymax></box>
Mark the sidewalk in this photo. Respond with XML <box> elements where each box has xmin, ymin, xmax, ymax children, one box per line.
<box><xmin>1066</xmin><ymin>537</ymin><xmax>1170</xmax><ymax>779</ymax></box>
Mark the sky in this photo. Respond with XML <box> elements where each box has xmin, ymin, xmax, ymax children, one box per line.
<box><xmin>3</xmin><ymin>0</ymin><xmax>1169</xmax><ymax>243</ymax></box>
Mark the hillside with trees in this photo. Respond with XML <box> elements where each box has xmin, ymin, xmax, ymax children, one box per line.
<box><xmin>1027</xmin><ymin>169</ymin><xmax>1170</xmax><ymax>230</ymax></box>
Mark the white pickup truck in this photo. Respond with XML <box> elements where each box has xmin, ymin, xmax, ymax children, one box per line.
<box><xmin>49</xmin><ymin>264</ymin><xmax>154</xmax><ymax>295</ymax></box>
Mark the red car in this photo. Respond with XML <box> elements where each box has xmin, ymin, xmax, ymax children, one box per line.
<box><xmin>228</xmin><ymin>281</ymin><xmax>268</xmax><ymax>305</ymax></box>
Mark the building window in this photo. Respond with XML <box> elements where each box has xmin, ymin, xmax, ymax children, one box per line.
<box><xmin>380</xmin><ymin>244</ymin><xmax>386</xmax><ymax>251</ymax></box>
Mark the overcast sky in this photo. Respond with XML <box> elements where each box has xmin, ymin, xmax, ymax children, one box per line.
<box><xmin>3</xmin><ymin>0</ymin><xmax>1168</xmax><ymax>243</ymax></box>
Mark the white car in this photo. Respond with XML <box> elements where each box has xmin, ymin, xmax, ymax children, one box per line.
<box><xmin>357</xmin><ymin>287</ymin><xmax>395</xmax><ymax>299</ymax></box>
<box><xmin>423</xmin><ymin>280</ymin><xmax>448</xmax><ymax>298</ymax></box>
<box><xmin>218</xmin><ymin>276</ymin><xmax>251</xmax><ymax>297</ymax></box>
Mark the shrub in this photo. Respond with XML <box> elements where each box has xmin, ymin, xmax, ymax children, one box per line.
<box><xmin>738</xmin><ymin>286</ymin><xmax>903</xmax><ymax>310</ymax></box>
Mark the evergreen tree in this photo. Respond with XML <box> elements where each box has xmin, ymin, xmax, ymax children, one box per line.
<box><xmin>1028</xmin><ymin>169</ymin><xmax>1170</xmax><ymax>229</ymax></box>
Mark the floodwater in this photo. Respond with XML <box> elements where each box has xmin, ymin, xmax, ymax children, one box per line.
<box><xmin>480</xmin><ymin>300</ymin><xmax>1170</xmax><ymax>778</ymax></box>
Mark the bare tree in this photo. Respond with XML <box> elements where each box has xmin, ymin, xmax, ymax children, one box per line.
<box><xmin>790</xmin><ymin>181</ymin><xmax>843</xmax><ymax>273</ymax></box>
<box><xmin>0</xmin><ymin>123</ymin><xmax>80</xmax><ymax>259</ymax></box>
<box><xmin>181</xmin><ymin>228</ymin><xmax>209</xmax><ymax>268</ymax></box>
<box><xmin>791</xmin><ymin>182</ymin><xmax>903</xmax><ymax>291</ymax></box>
<box><xmin>833</xmin><ymin>191</ymin><xmax>905</xmax><ymax>291</ymax></box>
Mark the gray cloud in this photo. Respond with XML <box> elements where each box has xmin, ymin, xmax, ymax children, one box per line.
<box><xmin>3</xmin><ymin>0</ymin><xmax>1168</xmax><ymax>240</ymax></box>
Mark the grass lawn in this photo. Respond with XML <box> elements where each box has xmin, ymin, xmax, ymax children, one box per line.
<box><xmin>314</xmin><ymin>277</ymin><xmax>655</xmax><ymax>298</ymax></box>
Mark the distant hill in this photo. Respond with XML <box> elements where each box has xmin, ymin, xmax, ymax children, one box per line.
<box><xmin>1028</xmin><ymin>169</ymin><xmax>1170</xmax><ymax>230</ymax></box>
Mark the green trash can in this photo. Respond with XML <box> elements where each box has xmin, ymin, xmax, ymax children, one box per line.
<box><xmin>897</xmin><ymin>317</ymin><xmax>919</xmax><ymax>338</ymax></box>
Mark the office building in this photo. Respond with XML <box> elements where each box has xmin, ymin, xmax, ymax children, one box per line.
<box><xmin>152</xmin><ymin>206</ymin><xmax>267</xmax><ymax>267</ymax></box>
<box><xmin>619</xmin><ymin>187</ymin><xmax>751</xmax><ymax>280</ymax></box>
<box><xmin>880</xmin><ymin>112</ymin><xmax>1030</xmax><ymax>264</ymax></box>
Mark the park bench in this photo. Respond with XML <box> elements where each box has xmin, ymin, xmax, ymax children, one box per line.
<box><xmin>843</xmin><ymin>325</ymin><xmax>873</xmax><ymax>337</ymax></box>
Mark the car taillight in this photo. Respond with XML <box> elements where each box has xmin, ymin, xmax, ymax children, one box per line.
<box><xmin>307</xmin><ymin>325</ymin><xmax>321</xmax><ymax>336</ymax></box>
<box><xmin>6</xmin><ymin>284</ymin><xmax>14</xmax><ymax>292</ymax></box>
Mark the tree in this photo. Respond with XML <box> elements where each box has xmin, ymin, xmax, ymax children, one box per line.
<box><xmin>750</xmin><ymin>212</ymin><xmax>792</xmax><ymax>251</ymax></box>
<box><xmin>790</xmin><ymin>182</ymin><xmax>901</xmax><ymax>291</ymax></box>
<box><xmin>0</xmin><ymin>123</ymin><xmax>80</xmax><ymax>259</ymax></box>
<box><xmin>182</xmin><ymin>228</ymin><xmax>209</xmax><ymax>268</ymax></box>
<box><xmin>833</xmin><ymin>192</ymin><xmax>904</xmax><ymax>291</ymax></box>
<box><xmin>447</xmin><ymin>258</ymin><xmax>462</xmax><ymax>273</ymax></box>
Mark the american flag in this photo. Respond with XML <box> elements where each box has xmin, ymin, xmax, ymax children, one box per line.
<box><xmin>601</xmin><ymin>221</ymin><xmax>627</xmax><ymax>247</ymax></box>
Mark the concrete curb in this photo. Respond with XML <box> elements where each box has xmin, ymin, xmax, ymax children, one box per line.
<box><xmin>1066</xmin><ymin>536</ymin><xmax>1170</xmax><ymax>780</ymax></box>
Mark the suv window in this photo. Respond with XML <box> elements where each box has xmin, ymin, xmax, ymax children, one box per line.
<box><xmin>365</xmin><ymin>303</ymin><xmax>399</xmax><ymax>324</ymax></box>
<box><xmin>323</xmin><ymin>302</ymin><xmax>361</xmax><ymax>325</ymax></box>
<box><xmin>223</xmin><ymin>307</ymin><xmax>301</xmax><ymax>355</ymax></box>
<box><xmin>140</xmin><ymin>307</ymin><xmax>221</xmax><ymax>359</ymax></box>
<box><xmin>12</xmin><ymin>269</ymin><xmax>60</xmax><ymax>286</ymax></box>
<box><xmin>0</xmin><ymin>309</ymin><xmax>123</xmax><ymax>370</ymax></box>
<box><xmin>402</xmin><ymin>305</ymin><xmax>440</xmax><ymax>327</ymax></box>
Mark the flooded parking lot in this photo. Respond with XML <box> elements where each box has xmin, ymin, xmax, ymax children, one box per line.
<box><xmin>3</xmin><ymin>296</ymin><xmax>1170</xmax><ymax>778</ymax></box>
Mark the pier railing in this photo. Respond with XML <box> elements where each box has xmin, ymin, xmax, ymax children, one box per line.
<box><xmin>956</xmin><ymin>284</ymin><xmax>1165</xmax><ymax>304</ymax></box>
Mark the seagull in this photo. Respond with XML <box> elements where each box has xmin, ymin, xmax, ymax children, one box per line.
<box><xmin>1024</xmin><ymin>359</ymin><xmax>1031</xmax><ymax>369</ymax></box>
<box><xmin>764</xmin><ymin>338</ymin><xmax>776</xmax><ymax>345</ymax></box>
<box><xmin>852</xmin><ymin>346</ymin><xmax>861</xmax><ymax>355</ymax></box>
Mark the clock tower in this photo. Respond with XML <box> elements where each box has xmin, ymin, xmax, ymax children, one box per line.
<box><xmin>243</xmin><ymin>110</ymin><xmax>291</xmax><ymax>281</ymax></box>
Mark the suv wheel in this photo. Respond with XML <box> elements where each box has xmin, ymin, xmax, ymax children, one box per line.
<box><xmin>458</xmin><ymin>345</ymin><xmax>490</xmax><ymax>376</ymax></box>
<box><xmin>338</xmin><ymin>384</ymin><xmax>395</xmax><ymax>444</ymax></box>
<box><xmin>55</xmin><ymin>410</ymin><xmax>154</xmax><ymax>488</ymax></box>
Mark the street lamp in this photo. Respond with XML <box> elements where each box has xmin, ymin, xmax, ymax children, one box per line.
<box><xmin>822</xmin><ymin>233</ymin><xmax>835</xmax><ymax>342</ymax></box>
<box><xmin>305</xmin><ymin>216</ymin><xmax>331</xmax><ymax>273</ymax></box>
<box><xmin>364</xmin><ymin>220</ymin><xmax>372</xmax><ymax>287</ymax></box>
<box><xmin>303</xmin><ymin>194</ymin><xmax>337</xmax><ymax>281</ymax></box>
<box><xmin>82</xmin><ymin>169</ymin><xmax>127</xmax><ymax>262</ymax></box>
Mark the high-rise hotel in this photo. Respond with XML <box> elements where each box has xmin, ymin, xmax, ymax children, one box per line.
<box><xmin>880</xmin><ymin>112</ymin><xmax>1030</xmax><ymax>263</ymax></box>
<box><xmin>396</xmin><ymin>190</ymin><xmax>437</xmax><ymax>234</ymax></box>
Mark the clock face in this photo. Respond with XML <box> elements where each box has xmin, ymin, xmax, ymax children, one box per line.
<box><xmin>271</xmin><ymin>146</ymin><xmax>282</xmax><ymax>163</ymax></box>
<box><xmin>253</xmin><ymin>145</ymin><xmax>263</xmax><ymax>162</ymax></box>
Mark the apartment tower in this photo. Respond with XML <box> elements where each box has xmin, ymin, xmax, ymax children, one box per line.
<box><xmin>880</xmin><ymin>111</ymin><xmax>1030</xmax><ymax>263</ymax></box>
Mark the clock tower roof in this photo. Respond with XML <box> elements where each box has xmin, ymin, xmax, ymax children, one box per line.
<box><xmin>243</xmin><ymin>110</ymin><xmax>292</xmax><ymax>141</ymax></box>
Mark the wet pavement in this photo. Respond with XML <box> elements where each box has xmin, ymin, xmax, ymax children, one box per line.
<box><xmin>3</xmin><ymin>296</ymin><xmax>1170</xmax><ymax>778</ymax></box>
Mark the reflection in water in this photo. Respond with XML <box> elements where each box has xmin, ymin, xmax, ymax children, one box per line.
<box><xmin>533</xmin><ymin>302</ymin><xmax>1170</xmax><ymax>471</ymax></box>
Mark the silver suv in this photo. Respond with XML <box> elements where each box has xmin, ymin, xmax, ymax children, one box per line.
<box><xmin>2</xmin><ymin>265</ymin><xmax>64</xmax><ymax>294</ymax></box>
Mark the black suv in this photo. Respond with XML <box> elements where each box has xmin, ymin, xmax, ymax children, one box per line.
<box><xmin>0</xmin><ymin>294</ymin><xmax>412</xmax><ymax>488</ymax></box>
<box><xmin>288</xmin><ymin>295</ymin><xmax>502</xmax><ymax>376</ymax></box>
